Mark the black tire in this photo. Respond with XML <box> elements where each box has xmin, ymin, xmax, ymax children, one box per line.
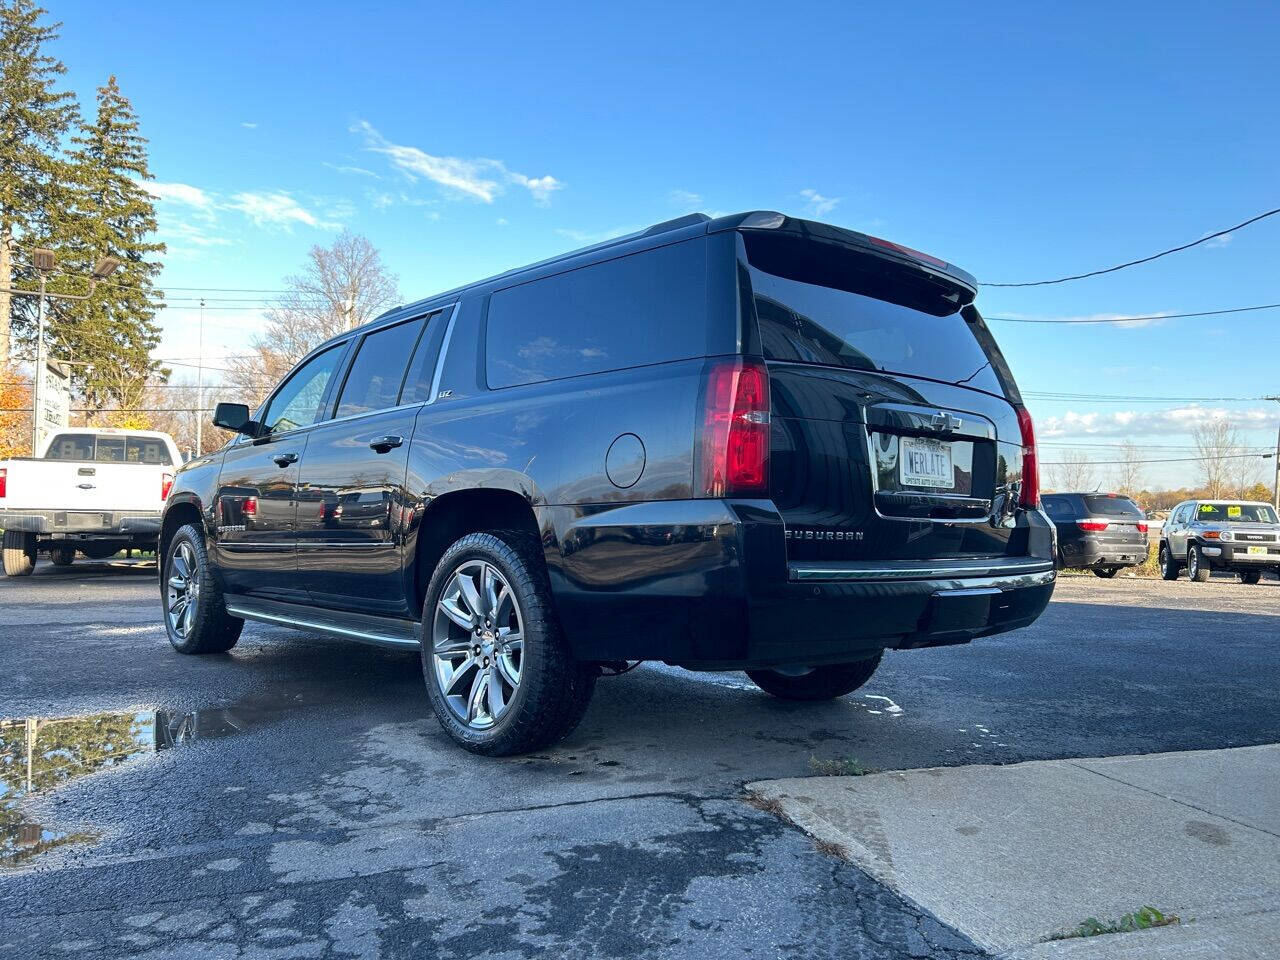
<box><xmin>162</xmin><ymin>524</ymin><xmax>243</xmax><ymax>654</ymax></box>
<box><xmin>1159</xmin><ymin>542</ymin><xmax>1180</xmax><ymax>580</ymax></box>
<box><xmin>48</xmin><ymin>545</ymin><xmax>76</xmax><ymax>566</ymax></box>
<box><xmin>420</xmin><ymin>530</ymin><xmax>596</xmax><ymax>756</ymax></box>
<box><xmin>80</xmin><ymin>542</ymin><xmax>125</xmax><ymax>561</ymax></box>
<box><xmin>3</xmin><ymin>530</ymin><xmax>36</xmax><ymax>577</ymax></box>
<box><xmin>1240</xmin><ymin>570</ymin><xmax>1262</xmax><ymax>585</ymax></box>
<box><xmin>1187</xmin><ymin>544</ymin><xmax>1211</xmax><ymax>582</ymax></box>
<box><xmin>1092</xmin><ymin>566</ymin><xmax>1119</xmax><ymax>579</ymax></box>
<box><xmin>747</xmin><ymin>654</ymin><xmax>884</xmax><ymax>701</ymax></box>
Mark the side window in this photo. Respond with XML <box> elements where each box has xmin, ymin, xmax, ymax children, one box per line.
<box><xmin>485</xmin><ymin>238</ymin><xmax>709</xmax><ymax>389</ymax></box>
<box><xmin>400</xmin><ymin>309</ymin><xmax>449</xmax><ymax>404</ymax></box>
<box><xmin>334</xmin><ymin>318</ymin><xmax>424</xmax><ymax>419</ymax></box>
<box><xmin>1042</xmin><ymin>496</ymin><xmax>1073</xmax><ymax>520</ymax></box>
<box><xmin>262</xmin><ymin>344</ymin><xmax>345</xmax><ymax>435</ymax></box>
<box><xmin>44</xmin><ymin>433</ymin><xmax>94</xmax><ymax>460</ymax></box>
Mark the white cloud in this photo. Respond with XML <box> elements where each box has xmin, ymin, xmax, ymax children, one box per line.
<box><xmin>227</xmin><ymin>191</ymin><xmax>335</xmax><ymax>230</ymax></box>
<box><xmin>496</xmin><ymin>218</ymin><xmax>509</xmax><ymax>227</ymax></box>
<box><xmin>1203</xmin><ymin>232</ymin><xmax>1232</xmax><ymax>248</ymax></box>
<box><xmin>555</xmin><ymin>225</ymin><xmax>641</xmax><ymax>245</ymax></box>
<box><xmin>1039</xmin><ymin>406</ymin><xmax>1277</xmax><ymax>438</ymax></box>
<box><xmin>241</xmin><ymin>121</ymin><xmax>258</xmax><ymax>129</ymax></box>
<box><xmin>145</xmin><ymin>180</ymin><xmax>215</xmax><ymax>210</ymax></box>
<box><xmin>668</xmin><ymin>189</ymin><xmax>702</xmax><ymax>208</ymax></box>
<box><xmin>352</xmin><ymin>120</ymin><xmax>562</xmax><ymax>204</ymax></box>
<box><xmin>326</xmin><ymin>162</ymin><xmax>380</xmax><ymax>179</ymax></box>
<box><xmin>800</xmin><ymin>188</ymin><xmax>842</xmax><ymax>216</ymax></box>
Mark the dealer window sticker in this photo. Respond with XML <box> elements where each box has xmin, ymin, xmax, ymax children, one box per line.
<box><xmin>1228</xmin><ymin>505</ymin><xmax>1242</xmax><ymax>517</ymax></box>
<box><xmin>1200</xmin><ymin>504</ymin><xmax>1215</xmax><ymax>513</ymax></box>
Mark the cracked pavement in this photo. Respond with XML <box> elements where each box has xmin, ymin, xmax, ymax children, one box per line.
<box><xmin>2</xmin><ymin>563</ymin><xmax>1277</xmax><ymax>958</ymax></box>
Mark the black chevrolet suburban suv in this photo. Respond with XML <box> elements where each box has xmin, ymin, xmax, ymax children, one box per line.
<box><xmin>159</xmin><ymin>211</ymin><xmax>1056</xmax><ymax>754</ymax></box>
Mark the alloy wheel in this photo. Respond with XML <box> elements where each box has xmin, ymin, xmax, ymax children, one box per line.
<box><xmin>431</xmin><ymin>559</ymin><xmax>524</xmax><ymax>730</ymax></box>
<box><xmin>166</xmin><ymin>540</ymin><xmax>200</xmax><ymax>638</ymax></box>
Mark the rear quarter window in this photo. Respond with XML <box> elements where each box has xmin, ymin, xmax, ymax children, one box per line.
<box><xmin>1082</xmin><ymin>494</ymin><xmax>1143</xmax><ymax>518</ymax></box>
<box><xmin>1042</xmin><ymin>495</ymin><xmax>1077</xmax><ymax>520</ymax></box>
<box><xmin>485</xmin><ymin>238</ymin><xmax>709</xmax><ymax>389</ymax></box>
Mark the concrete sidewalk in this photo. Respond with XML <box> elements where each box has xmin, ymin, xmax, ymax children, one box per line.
<box><xmin>747</xmin><ymin>745</ymin><xmax>1280</xmax><ymax>958</ymax></box>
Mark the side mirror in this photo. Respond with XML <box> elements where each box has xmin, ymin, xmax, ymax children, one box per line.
<box><xmin>212</xmin><ymin>402</ymin><xmax>260</xmax><ymax>437</ymax></box>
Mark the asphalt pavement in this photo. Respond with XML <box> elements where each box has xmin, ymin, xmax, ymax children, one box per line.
<box><xmin>1</xmin><ymin>563</ymin><xmax>1278</xmax><ymax>959</ymax></box>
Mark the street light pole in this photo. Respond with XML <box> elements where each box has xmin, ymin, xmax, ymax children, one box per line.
<box><xmin>195</xmin><ymin>297</ymin><xmax>205</xmax><ymax>457</ymax></box>
<box><xmin>1267</xmin><ymin>396</ymin><xmax>1280</xmax><ymax>509</ymax></box>
<box><xmin>31</xmin><ymin>273</ymin><xmax>47</xmax><ymax>454</ymax></box>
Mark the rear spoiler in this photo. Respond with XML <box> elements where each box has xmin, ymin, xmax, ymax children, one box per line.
<box><xmin>707</xmin><ymin>211</ymin><xmax>978</xmax><ymax>304</ymax></box>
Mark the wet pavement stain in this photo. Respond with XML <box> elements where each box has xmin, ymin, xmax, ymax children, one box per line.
<box><xmin>1</xmin><ymin>694</ymin><xmax>303</xmax><ymax>865</ymax></box>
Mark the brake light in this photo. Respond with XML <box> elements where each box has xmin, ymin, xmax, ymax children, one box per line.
<box><xmin>865</xmin><ymin>235</ymin><xmax>949</xmax><ymax>269</ymax></box>
<box><xmin>1137</xmin><ymin>522</ymin><xmax>1149</xmax><ymax>534</ymax></box>
<box><xmin>698</xmin><ymin>358</ymin><xmax>770</xmax><ymax>497</ymax></box>
<box><xmin>243</xmin><ymin>496</ymin><xmax>258</xmax><ymax>517</ymax></box>
<box><xmin>0</xmin><ymin>467</ymin><xmax>6</xmax><ymax>499</ymax></box>
<box><xmin>1077</xmin><ymin>520</ymin><xmax>1110</xmax><ymax>531</ymax></box>
<box><xmin>161</xmin><ymin>473</ymin><xmax>174</xmax><ymax>501</ymax></box>
<box><xmin>1016</xmin><ymin>406</ymin><xmax>1039</xmax><ymax>509</ymax></box>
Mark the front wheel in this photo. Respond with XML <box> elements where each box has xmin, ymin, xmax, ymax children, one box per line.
<box><xmin>1092</xmin><ymin>566</ymin><xmax>1119</xmax><ymax>579</ymax></box>
<box><xmin>2</xmin><ymin>530</ymin><xmax>36</xmax><ymax>577</ymax></box>
<box><xmin>747</xmin><ymin>654</ymin><xmax>884</xmax><ymax>701</ymax></box>
<box><xmin>1240</xmin><ymin>570</ymin><xmax>1262</xmax><ymax>585</ymax></box>
<box><xmin>1159</xmin><ymin>543</ymin><xmax>1180</xmax><ymax>580</ymax></box>
<box><xmin>1187</xmin><ymin>545</ymin><xmax>1211</xmax><ymax>582</ymax></box>
<box><xmin>163</xmin><ymin>524</ymin><xmax>243</xmax><ymax>654</ymax></box>
<box><xmin>422</xmin><ymin>531</ymin><xmax>596</xmax><ymax>756</ymax></box>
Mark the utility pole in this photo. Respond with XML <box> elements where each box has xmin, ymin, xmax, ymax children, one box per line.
<box><xmin>195</xmin><ymin>297</ymin><xmax>205</xmax><ymax>456</ymax></box>
<box><xmin>31</xmin><ymin>271</ymin><xmax>48</xmax><ymax>454</ymax></box>
<box><xmin>1266</xmin><ymin>396</ymin><xmax>1280</xmax><ymax>509</ymax></box>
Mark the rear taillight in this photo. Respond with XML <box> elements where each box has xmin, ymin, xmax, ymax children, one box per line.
<box><xmin>161</xmin><ymin>473</ymin><xmax>174</xmax><ymax>501</ymax></box>
<box><xmin>0</xmin><ymin>467</ymin><xmax>6</xmax><ymax>499</ymax></box>
<box><xmin>698</xmin><ymin>358</ymin><xmax>770</xmax><ymax>497</ymax></box>
<box><xmin>1137</xmin><ymin>522</ymin><xmax>1149</xmax><ymax>534</ymax></box>
<box><xmin>243</xmin><ymin>496</ymin><xmax>258</xmax><ymax>517</ymax></box>
<box><xmin>1077</xmin><ymin>520</ymin><xmax>1110</xmax><ymax>532</ymax></box>
<box><xmin>1015</xmin><ymin>406</ymin><xmax>1039</xmax><ymax>509</ymax></box>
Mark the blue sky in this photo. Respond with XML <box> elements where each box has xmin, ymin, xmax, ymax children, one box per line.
<box><xmin>51</xmin><ymin>1</ymin><xmax>1279</xmax><ymax>488</ymax></box>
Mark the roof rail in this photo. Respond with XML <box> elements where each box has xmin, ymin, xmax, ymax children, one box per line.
<box><xmin>641</xmin><ymin>212</ymin><xmax>711</xmax><ymax>237</ymax></box>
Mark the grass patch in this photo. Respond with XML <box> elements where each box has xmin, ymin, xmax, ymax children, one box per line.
<box><xmin>1046</xmin><ymin>906</ymin><xmax>1180</xmax><ymax>941</ymax></box>
<box><xmin>812</xmin><ymin>837</ymin><xmax>849</xmax><ymax>859</ymax></box>
<box><xmin>808</xmin><ymin>756</ymin><xmax>876</xmax><ymax>777</ymax></box>
<box><xmin>743</xmin><ymin>791</ymin><xmax>789</xmax><ymax>820</ymax></box>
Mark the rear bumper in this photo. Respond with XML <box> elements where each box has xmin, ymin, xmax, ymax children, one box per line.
<box><xmin>545</xmin><ymin>499</ymin><xmax>1056</xmax><ymax>669</ymax></box>
<box><xmin>1061</xmin><ymin>538</ymin><xmax>1149</xmax><ymax>568</ymax></box>
<box><xmin>0</xmin><ymin>508</ymin><xmax>161</xmax><ymax>537</ymax></box>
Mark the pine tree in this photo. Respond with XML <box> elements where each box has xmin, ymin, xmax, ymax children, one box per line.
<box><xmin>55</xmin><ymin>75</ymin><xmax>165</xmax><ymax>411</ymax></box>
<box><xmin>0</xmin><ymin>0</ymin><xmax>79</xmax><ymax>363</ymax></box>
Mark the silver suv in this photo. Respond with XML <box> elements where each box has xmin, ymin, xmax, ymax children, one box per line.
<box><xmin>1159</xmin><ymin>500</ymin><xmax>1280</xmax><ymax>584</ymax></box>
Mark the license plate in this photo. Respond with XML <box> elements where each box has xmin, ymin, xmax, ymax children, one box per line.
<box><xmin>1247</xmin><ymin>546</ymin><xmax>1268</xmax><ymax>556</ymax></box>
<box><xmin>900</xmin><ymin>437</ymin><xmax>954</xmax><ymax>489</ymax></box>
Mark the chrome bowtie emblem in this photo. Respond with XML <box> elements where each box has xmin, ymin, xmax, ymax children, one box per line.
<box><xmin>930</xmin><ymin>412</ymin><xmax>962</xmax><ymax>431</ymax></box>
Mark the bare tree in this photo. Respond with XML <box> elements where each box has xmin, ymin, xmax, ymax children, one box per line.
<box><xmin>226</xmin><ymin>231</ymin><xmax>399</xmax><ymax>408</ymax></box>
<box><xmin>1111</xmin><ymin>439</ymin><xmax>1144</xmax><ymax>495</ymax></box>
<box><xmin>1049</xmin><ymin>449</ymin><xmax>1096</xmax><ymax>491</ymax></box>
<box><xmin>1192</xmin><ymin>418</ymin><xmax>1241</xmax><ymax>499</ymax></box>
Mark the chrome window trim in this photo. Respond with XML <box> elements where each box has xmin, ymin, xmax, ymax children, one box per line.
<box><xmin>429</xmin><ymin>302</ymin><xmax>460</xmax><ymax>403</ymax></box>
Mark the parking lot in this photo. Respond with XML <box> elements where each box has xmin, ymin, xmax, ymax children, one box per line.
<box><xmin>2</xmin><ymin>566</ymin><xmax>1279</xmax><ymax>959</ymax></box>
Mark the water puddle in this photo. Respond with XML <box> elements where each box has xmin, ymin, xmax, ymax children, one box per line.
<box><xmin>1</xmin><ymin>697</ymin><xmax>295</xmax><ymax>865</ymax></box>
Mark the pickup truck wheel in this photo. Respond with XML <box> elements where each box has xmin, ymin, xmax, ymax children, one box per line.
<box><xmin>163</xmin><ymin>524</ymin><xmax>243</xmax><ymax>654</ymax></box>
<box><xmin>1158</xmin><ymin>543</ymin><xmax>1180</xmax><ymax>580</ymax></box>
<box><xmin>49</xmin><ymin>546</ymin><xmax>76</xmax><ymax>566</ymax></box>
<box><xmin>1187</xmin><ymin>545</ymin><xmax>1211</xmax><ymax>582</ymax></box>
<box><xmin>746</xmin><ymin>654</ymin><xmax>884</xmax><ymax>701</ymax></box>
<box><xmin>1092</xmin><ymin>566</ymin><xmax>1119</xmax><ymax>578</ymax></box>
<box><xmin>1240</xmin><ymin>570</ymin><xmax>1262</xmax><ymax>585</ymax></box>
<box><xmin>3</xmin><ymin>531</ymin><xmax>36</xmax><ymax>577</ymax></box>
<box><xmin>421</xmin><ymin>531</ymin><xmax>596</xmax><ymax>756</ymax></box>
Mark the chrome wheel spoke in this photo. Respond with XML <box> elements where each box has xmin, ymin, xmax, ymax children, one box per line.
<box><xmin>443</xmin><ymin>655</ymin><xmax>477</xmax><ymax>696</ymax></box>
<box><xmin>439</xmin><ymin>594</ymin><xmax>475</xmax><ymax>631</ymax></box>
<box><xmin>466</xmin><ymin>668</ymin><xmax>488</xmax><ymax>722</ymax></box>
<box><xmin>481</xmin><ymin>564</ymin><xmax>500</xmax><ymax>618</ymax></box>
<box><xmin>168</xmin><ymin>575</ymin><xmax>185</xmax><ymax>590</ymax></box>
<box><xmin>456</xmin><ymin>572</ymin><xmax>484</xmax><ymax>621</ymax></box>
<box><xmin>487</xmin><ymin>668</ymin><xmax>507</xmax><ymax>717</ymax></box>
<box><xmin>497</xmin><ymin>654</ymin><xmax>520</xmax><ymax>689</ymax></box>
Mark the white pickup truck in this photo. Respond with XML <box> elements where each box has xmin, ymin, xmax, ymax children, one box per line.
<box><xmin>0</xmin><ymin>428</ymin><xmax>182</xmax><ymax>576</ymax></box>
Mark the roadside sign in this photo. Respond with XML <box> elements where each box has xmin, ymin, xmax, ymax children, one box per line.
<box><xmin>36</xmin><ymin>360</ymin><xmax>71</xmax><ymax>448</ymax></box>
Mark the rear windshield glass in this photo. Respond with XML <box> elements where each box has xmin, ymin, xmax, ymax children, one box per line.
<box><xmin>744</xmin><ymin>233</ymin><xmax>1004</xmax><ymax>394</ymax></box>
<box><xmin>486</xmin><ymin>238</ymin><xmax>709</xmax><ymax>389</ymax></box>
<box><xmin>1082</xmin><ymin>495</ymin><xmax>1144</xmax><ymax>518</ymax></box>
<box><xmin>44</xmin><ymin>433</ymin><xmax>172</xmax><ymax>465</ymax></box>
<box><xmin>1197</xmin><ymin>503</ymin><xmax>1278</xmax><ymax>524</ymax></box>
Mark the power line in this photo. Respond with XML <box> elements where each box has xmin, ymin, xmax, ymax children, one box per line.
<box><xmin>1043</xmin><ymin>452</ymin><xmax>1273</xmax><ymax>466</ymax></box>
<box><xmin>988</xmin><ymin>303</ymin><xmax>1280</xmax><ymax>325</ymax></box>
<box><xmin>1025</xmin><ymin>390</ymin><xmax>1264</xmax><ymax>403</ymax></box>
<box><xmin>982</xmin><ymin>206</ymin><xmax>1280</xmax><ymax>287</ymax></box>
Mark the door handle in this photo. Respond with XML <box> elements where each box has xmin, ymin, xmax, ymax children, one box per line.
<box><xmin>368</xmin><ymin>435</ymin><xmax>404</xmax><ymax>453</ymax></box>
<box><xmin>272</xmin><ymin>452</ymin><xmax>299</xmax><ymax>467</ymax></box>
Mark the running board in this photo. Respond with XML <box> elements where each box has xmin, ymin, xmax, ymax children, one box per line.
<box><xmin>224</xmin><ymin>595</ymin><xmax>420</xmax><ymax>650</ymax></box>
